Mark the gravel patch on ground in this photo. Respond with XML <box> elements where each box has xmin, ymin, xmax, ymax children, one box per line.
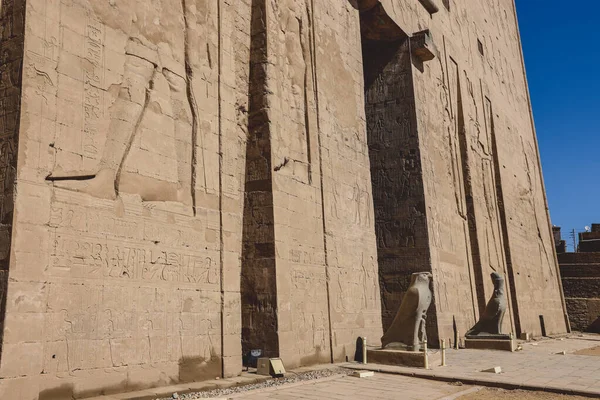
<box><xmin>574</xmin><ymin>345</ymin><xmax>600</xmax><ymax>356</ymax></box>
<box><xmin>457</xmin><ymin>387</ymin><xmax>595</xmax><ymax>400</ymax></box>
<box><xmin>163</xmin><ymin>367</ymin><xmax>351</xmax><ymax>399</ymax></box>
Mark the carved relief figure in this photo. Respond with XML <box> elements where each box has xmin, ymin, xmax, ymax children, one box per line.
<box><xmin>381</xmin><ymin>272</ymin><xmax>432</xmax><ymax>351</ymax></box>
<box><xmin>0</xmin><ymin>139</ymin><xmax>15</xmax><ymax>220</ymax></box>
<box><xmin>47</xmin><ymin>0</ymin><xmax>204</xmax><ymax>206</ymax></box>
<box><xmin>273</xmin><ymin>0</ymin><xmax>314</xmax><ymax>182</ymax></box>
<box><xmin>481</xmin><ymin>97</ymin><xmax>504</xmax><ymax>275</ymax></box>
<box><xmin>466</xmin><ymin>272</ymin><xmax>507</xmax><ymax>337</ymax></box>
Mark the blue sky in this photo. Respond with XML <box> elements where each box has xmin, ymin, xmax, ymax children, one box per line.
<box><xmin>516</xmin><ymin>0</ymin><xmax>600</xmax><ymax>248</ymax></box>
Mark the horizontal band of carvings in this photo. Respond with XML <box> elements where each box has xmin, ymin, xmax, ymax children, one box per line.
<box><xmin>50</xmin><ymin>233</ymin><xmax>220</xmax><ymax>285</ymax></box>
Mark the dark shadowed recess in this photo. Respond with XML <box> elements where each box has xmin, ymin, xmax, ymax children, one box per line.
<box><xmin>358</xmin><ymin>3</ymin><xmax>436</xmax><ymax>341</ymax></box>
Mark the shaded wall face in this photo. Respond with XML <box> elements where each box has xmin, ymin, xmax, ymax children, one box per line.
<box><xmin>241</xmin><ymin>0</ymin><xmax>279</xmax><ymax>360</ymax></box>
<box><xmin>267</xmin><ymin>0</ymin><xmax>331</xmax><ymax>367</ymax></box>
<box><xmin>241</xmin><ymin>0</ymin><xmax>331</xmax><ymax>367</ymax></box>
<box><xmin>0</xmin><ymin>0</ymin><xmax>25</xmax><ymax>357</ymax></box>
<box><xmin>0</xmin><ymin>0</ymin><xmax>251</xmax><ymax>397</ymax></box>
<box><xmin>362</xmin><ymin>37</ymin><xmax>431</xmax><ymax>333</ymax></box>
<box><xmin>241</xmin><ymin>0</ymin><xmax>383</xmax><ymax>367</ymax></box>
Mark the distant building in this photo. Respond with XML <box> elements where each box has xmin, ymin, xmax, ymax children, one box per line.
<box><xmin>556</xmin><ymin>225</ymin><xmax>600</xmax><ymax>332</ymax></box>
<box><xmin>578</xmin><ymin>224</ymin><xmax>600</xmax><ymax>252</ymax></box>
<box><xmin>553</xmin><ymin>226</ymin><xmax>567</xmax><ymax>254</ymax></box>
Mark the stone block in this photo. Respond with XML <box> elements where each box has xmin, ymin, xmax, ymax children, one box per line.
<box><xmin>410</xmin><ymin>30</ymin><xmax>437</xmax><ymax>62</ymax></box>
<box><xmin>0</xmin><ymin>377</ymin><xmax>39</xmax><ymax>400</ymax></box>
<box><xmin>2</xmin><ymin>312</ymin><xmax>45</xmax><ymax>344</ymax></box>
<box><xmin>481</xmin><ymin>366</ymin><xmax>502</xmax><ymax>374</ymax></box>
<box><xmin>222</xmin><ymin>356</ymin><xmax>243</xmax><ymax>379</ymax></box>
<box><xmin>367</xmin><ymin>348</ymin><xmax>440</xmax><ymax>368</ymax></box>
<box><xmin>417</xmin><ymin>0</ymin><xmax>440</xmax><ymax>14</ymax></box>
<box><xmin>464</xmin><ymin>338</ymin><xmax>516</xmax><ymax>352</ymax></box>
<box><xmin>0</xmin><ymin>342</ymin><xmax>43</xmax><ymax>377</ymax></box>
<box><xmin>351</xmin><ymin>370</ymin><xmax>375</xmax><ymax>378</ymax></box>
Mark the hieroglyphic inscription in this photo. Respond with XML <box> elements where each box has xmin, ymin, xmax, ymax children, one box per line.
<box><xmin>49</xmin><ymin>202</ymin><xmax>209</xmax><ymax>249</ymax></box>
<box><xmin>292</xmin><ymin>268</ymin><xmax>327</xmax><ymax>301</ymax></box>
<box><xmin>435</xmin><ymin>267</ymin><xmax>474</xmax><ymax>317</ymax></box>
<box><xmin>334</xmin><ymin>264</ymin><xmax>379</xmax><ymax>312</ymax></box>
<box><xmin>50</xmin><ymin>234</ymin><xmax>219</xmax><ymax>285</ymax></box>
<box><xmin>0</xmin><ymin>139</ymin><xmax>15</xmax><ymax>220</ymax></box>
<box><xmin>330</xmin><ymin>179</ymin><xmax>373</xmax><ymax>228</ymax></box>
<box><xmin>375</xmin><ymin>206</ymin><xmax>423</xmax><ymax>249</ymax></box>
<box><xmin>289</xmin><ymin>248</ymin><xmax>325</xmax><ymax>265</ymax></box>
<box><xmin>50</xmin><ymin>203</ymin><xmax>140</xmax><ymax>239</ymax></box>
<box><xmin>82</xmin><ymin>17</ymin><xmax>104</xmax><ymax>157</ymax></box>
<box><xmin>289</xmin><ymin>269</ymin><xmax>329</xmax><ymax>353</ymax></box>
<box><xmin>363</xmin><ymin>39</ymin><xmax>430</xmax><ymax>331</ymax></box>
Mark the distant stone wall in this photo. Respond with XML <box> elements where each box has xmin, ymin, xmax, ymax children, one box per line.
<box><xmin>579</xmin><ymin>231</ymin><xmax>600</xmax><ymax>252</ymax></box>
<box><xmin>559</xmin><ymin>253</ymin><xmax>600</xmax><ymax>333</ymax></box>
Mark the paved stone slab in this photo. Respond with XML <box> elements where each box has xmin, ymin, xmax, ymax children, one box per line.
<box><xmin>229</xmin><ymin>373</ymin><xmax>468</xmax><ymax>400</ymax></box>
<box><xmin>345</xmin><ymin>336</ymin><xmax>600</xmax><ymax>397</ymax></box>
<box><xmin>367</xmin><ymin>347</ymin><xmax>441</xmax><ymax>368</ymax></box>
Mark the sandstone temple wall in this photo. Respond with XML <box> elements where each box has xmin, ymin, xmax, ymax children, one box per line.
<box><xmin>242</xmin><ymin>0</ymin><xmax>381</xmax><ymax>367</ymax></box>
<box><xmin>0</xmin><ymin>0</ymin><xmax>251</xmax><ymax>397</ymax></box>
<box><xmin>0</xmin><ymin>0</ymin><xmax>568</xmax><ymax>398</ymax></box>
<box><xmin>371</xmin><ymin>0</ymin><xmax>568</xmax><ymax>341</ymax></box>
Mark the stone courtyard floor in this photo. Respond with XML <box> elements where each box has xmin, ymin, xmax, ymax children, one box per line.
<box><xmin>209</xmin><ymin>334</ymin><xmax>600</xmax><ymax>399</ymax></box>
<box><xmin>343</xmin><ymin>334</ymin><xmax>600</xmax><ymax>397</ymax></box>
<box><xmin>217</xmin><ymin>378</ymin><xmax>598</xmax><ymax>400</ymax></box>
<box><xmin>224</xmin><ymin>373</ymin><xmax>470</xmax><ymax>400</ymax></box>
<box><xmin>92</xmin><ymin>334</ymin><xmax>600</xmax><ymax>400</ymax></box>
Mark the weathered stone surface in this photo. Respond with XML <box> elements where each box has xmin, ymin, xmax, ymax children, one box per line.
<box><xmin>565</xmin><ymin>298</ymin><xmax>600</xmax><ymax>333</ymax></box>
<box><xmin>1</xmin><ymin>0</ymin><xmax>250</xmax><ymax>396</ymax></box>
<box><xmin>465</xmin><ymin>338</ymin><xmax>516</xmax><ymax>352</ymax></box>
<box><xmin>367</xmin><ymin>347</ymin><xmax>440</xmax><ymax>368</ymax></box>
<box><xmin>562</xmin><ymin>278</ymin><xmax>600</xmax><ymax>299</ymax></box>
<box><xmin>555</xmin><ymin>226</ymin><xmax>600</xmax><ymax>333</ymax></box>
<box><xmin>0</xmin><ymin>0</ymin><xmax>567</xmax><ymax>398</ymax></box>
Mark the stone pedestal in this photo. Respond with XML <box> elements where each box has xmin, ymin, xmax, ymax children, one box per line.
<box><xmin>464</xmin><ymin>338</ymin><xmax>516</xmax><ymax>352</ymax></box>
<box><xmin>367</xmin><ymin>348</ymin><xmax>441</xmax><ymax>368</ymax></box>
